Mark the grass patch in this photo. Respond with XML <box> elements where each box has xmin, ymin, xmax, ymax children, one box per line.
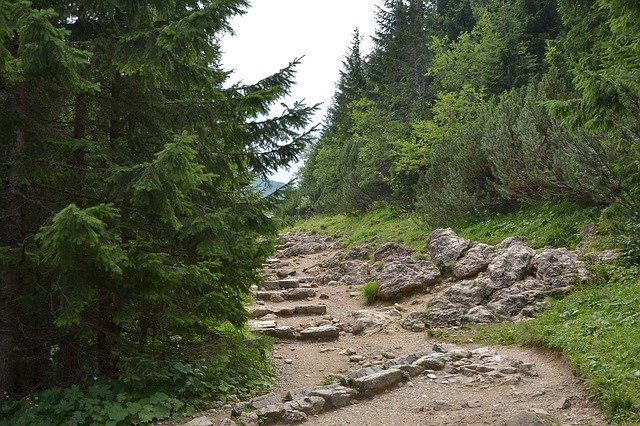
<box><xmin>288</xmin><ymin>201</ymin><xmax>602</xmax><ymax>251</ymax></box>
<box><xmin>361</xmin><ymin>279</ymin><xmax>380</xmax><ymax>305</ymax></box>
<box><xmin>286</xmin><ymin>205</ymin><xmax>426</xmax><ymax>250</ymax></box>
<box><xmin>454</xmin><ymin>201</ymin><xmax>602</xmax><ymax>249</ymax></box>
<box><xmin>437</xmin><ymin>264</ymin><xmax>640</xmax><ymax>424</ymax></box>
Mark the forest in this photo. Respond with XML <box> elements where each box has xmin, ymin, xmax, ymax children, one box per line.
<box><xmin>1</xmin><ymin>0</ymin><xmax>639</xmax><ymax>424</ymax></box>
<box><xmin>291</xmin><ymin>0</ymin><xmax>639</xmax><ymax>235</ymax></box>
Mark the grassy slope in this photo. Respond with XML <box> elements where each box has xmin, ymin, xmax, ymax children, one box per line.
<box><xmin>288</xmin><ymin>202</ymin><xmax>639</xmax><ymax>423</ymax></box>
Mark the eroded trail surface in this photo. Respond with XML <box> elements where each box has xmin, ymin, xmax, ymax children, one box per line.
<box><xmin>190</xmin><ymin>232</ymin><xmax>607</xmax><ymax>426</ymax></box>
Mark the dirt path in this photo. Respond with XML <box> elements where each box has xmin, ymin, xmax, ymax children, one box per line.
<box><xmin>185</xmin><ymin>233</ymin><xmax>607</xmax><ymax>425</ymax></box>
<box><xmin>255</xmin><ymin>234</ymin><xmax>605</xmax><ymax>425</ymax></box>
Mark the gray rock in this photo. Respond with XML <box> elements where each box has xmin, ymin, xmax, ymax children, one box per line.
<box><xmin>487</xmin><ymin>241</ymin><xmax>535</xmax><ymax>290</ymax></box>
<box><xmin>397</xmin><ymin>364</ymin><xmax>425</xmax><ymax>376</ymax></box>
<box><xmin>255</xmin><ymin>291</ymin><xmax>285</xmax><ymax>302</ymax></box>
<box><xmin>401</xmin><ymin>311</ymin><xmax>426</xmax><ymax>332</ymax></box>
<box><xmin>465</xmin><ymin>305</ymin><xmax>498</xmax><ymax>323</ymax></box>
<box><xmin>276</xmin><ymin>269</ymin><xmax>297</xmax><ymax>279</ymax></box>
<box><xmin>281</xmin><ymin>409</ymin><xmax>307</xmax><ymax>424</ymax></box>
<box><xmin>552</xmin><ymin>397</ymin><xmax>571</xmax><ymax>410</ymax></box>
<box><xmin>488</xmin><ymin>278</ymin><xmax>545</xmax><ymax>318</ymax></box>
<box><xmin>428</xmin><ymin>228</ymin><xmax>471</xmax><ymax>265</ymax></box>
<box><xmin>377</xmin><ymin>259</ymin><xmax>440</xmax><ymax>300</ymax></box>
<box><xmin>283</xmin><ymin>396</ymin><xmax>325</xmax><ymax>415</ymax></box>
<box><xmin>426</xmin><ymin>304</ymin><xmax>466</xmax><ymax>327</ymax></box>
<box><xmin>184</xmin><ymin>416</ymin><xmax>214</xmax><ymax>426</ymax></box>
<box><xmin>454</xmin><ymin>243</ymin><xmax>496</xmax><ymax>278</ymax></box>
<box><xmin>237</xmin><ymin>412</ymin><xmax>259</xmax><ymax>426</ymax></box>
<box><xmin>248</xmin><ymin>320</ymin><xmax>277</xmax><ymax>331</ymax></box>
<box><xmin>320</xmin><ymin>259</ymin><xmax>372</xmax><ymax>286</ymax></box>
<box><xmin>256</xmin><ymin>403</ymin><xmax>285</xmax><ymax>424</ymax></box>
<box><xmin>298</xmin><ymin>325</ymin><xmax>340</xmax><ymax>341</ymax></box>
<box><xmin>345</xmin><ymin>245</ymin><xmax>373</xmax><ymax>260</ymax></box>
<box><xmin>250</xmin><ymin>392</ymin><xmax>282</xmax><ymax>410</ymax></box>
<box><xmin>352</xmin><ymin>368</ymin><xmax>404</xmax><ymax>396</ymax></box>
<box><xmin>438</xmin><ymin>275</ymin><xmax>489</xmax><ymax>308</ymax></box>
<box><xmin>285</xmin><ymin>384</ymin><xmax>357</xmax><ymax>408</ymax></box>
<box><xmin>413</xmin><ymin>356</ymin><xmax>445</xmax><ymax>371</ymax></box>
<box><xmin>284</xmin><ymin>288</ymin><xmax>317</xmax><ymax>300</ymax></box>
<box><xmin>374</xmin><ymin>242</ymin><xmax>415</xmax><ymax>261</ymax></box>
<box><xmin>349</xmin><ymin>308</ymin><xmax>402</xmax><ymax>335</ymax></box>
<box><xmin>533</xmin><ymin>248</ymin><xmax>588</xmax><ymax>292</ymax></box>
<box><xmin>293</xmin><ymin>305</ymin><xmax>327</xmax><ymax>315</ymax></box>
<box><xmin>260</xmin><ymin>326</ymin><xmax>297</xmax><ymax>340</ymax></box>
<box><xmin>282</xmin><ymin>236</ymin><xmax>327</xmax><ymax>257</ymax></box>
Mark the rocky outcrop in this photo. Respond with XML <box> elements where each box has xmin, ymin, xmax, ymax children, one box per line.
<box><xmin>426</xmin><ymin>230</ymin><xmax>589</xmax><ymax>327</ymax></box>
<box><xmin>428</xmin><ymin>228</ymin><xmax>471</xmax><ymax>265</ymax></box>
<box><xmin>318</xmin><ymin>257</ymin><xmax>373</xmax><ymax>286</ymax></box>
<box><xmin>373</xmin><ymin>242</ymin><xmax>415</xmax><ymax>261</ymax></box>
<box><xmin>533</xmin><ymin>248</ymin><xmax>589</xmax><ymax>293</ymax></box>
<box><xmin>453</xmin><ymin>243</ymin><xmax>495</xmax><ymax>279</ymax></box>
<box><xmin>376</xmin><ymin>258</ymin><xmax>440</xmax><ymax>299</ymax></box>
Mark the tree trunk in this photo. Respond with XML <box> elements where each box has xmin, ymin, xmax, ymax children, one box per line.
<box><xmin>0</xmin><ymin>84</ymin><xmax>27</xmax><ymax>396</ymax></box>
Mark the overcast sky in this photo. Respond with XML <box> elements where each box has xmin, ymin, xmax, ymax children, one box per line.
<box><xmin>221</xmin><ymin>0</ymin><xmax>383</xmax><ymax>182</ymax></box>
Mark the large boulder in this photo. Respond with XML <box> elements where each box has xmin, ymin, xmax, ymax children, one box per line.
<box><xmin>377</xmin><ymin>258</ymin><xmax>440</xmax><ymax>299</ymax></box>
<box><xmin>351</xmin><ymin>368</ymin><xmax>404</xmax><ymax>396</ymax></box>
<box><xmin>486</xmin><ymin>239</ymin><xmax>535</xmax><ymax>290</ymax></box>
<box><xmin>487</xmin><ymin>278</ymin><xmax>546</xmax><ymax>318</ymax></box>
<box><xmin>453</xmin><ymin>243</ymin><xmax>496</xmax><ymax>278</ymax></box>
<box><xmin>436</xmin><ymin>274</ymin><xmax>491</xmax><ymax>308</ymax></box>
<box><xmin>349</xmin><ymin>308</ymin><xmax>402</xmax><ymax>335</ymax></box>
<box><xmin>428</xmin><ymin>228</ymin><xmax>471</xmax><ymax>265</ymax></box>
<box><xmin>533</xmin><ymin>248</ymin><xmax>589</xmax><ymax>292</ymax></box>
<box><xmin>319</xmin><ymin>258</ymin><xmax>372</xmax><ymax>286</ymax></box>
<box><xmin>373</xmin><ymin>242</ymin><xmax>415</xmax><ymax>261</ymax></box>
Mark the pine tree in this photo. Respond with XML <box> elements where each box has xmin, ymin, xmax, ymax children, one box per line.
<box><xmin>0</xmin><ymin>0</ymin><xmax>315</xmax><ymax>396</ymax></box>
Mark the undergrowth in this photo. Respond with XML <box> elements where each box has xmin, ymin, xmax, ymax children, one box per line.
<box><xmin>288</xmin><ymin>201</ymin><xmax>601</xmax><ymax>250</ymax></box>
<box><xmin>286</xmin><ymin>205</ymin><xmax>425</xmax><ymax>250</ymax></box>
<box><xmin>1</xmin><ymin>332</ymin><xmax>274</xmax><ymax>425</ymax></box>
<box><xmin>455</xmin><ymin>201</ymin><xmax>603</xmax><ymax>249</ymax></box>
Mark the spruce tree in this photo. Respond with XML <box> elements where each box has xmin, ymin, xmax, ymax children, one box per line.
<box><xmin>0</xmin><ymin>0</ymin><xmax>315</xmax><ymax>397</ymax></box>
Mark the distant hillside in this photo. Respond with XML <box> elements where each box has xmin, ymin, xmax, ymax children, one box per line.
<box><xmin>252</xmin><ymin>178</ymin><xmax>286</xmax><ymax>196</ymax></box>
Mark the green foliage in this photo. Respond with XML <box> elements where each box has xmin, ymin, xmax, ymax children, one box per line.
<box><xmin>287</xmin><ymin>205</ymin><xmax>427</xmax><ymax>251</ymax></box>
<box><xmin>2</xmin><ymin>333</ymin><xmax>274</xmax><ymax>425</ymax></box>
<box><xmin>429</xmin><ymin>6</ymin><xmax>534</xmax><ymax>94</ymax></box>
<box><xmin>413</xmin><ymin>87</ymin><xmax>495</xmax><ymax>225</ymax></box>
<box><xmin>455</xmin><ymin>201</ymin><xmax>602</xmax><ymax>249</ymax></box>
<box><xmin>361</xmin><ymin>280</ymin><xmax>380</xmax><ymax>305</ymax></box>
<box><xmin>440</xmin><ymin>264</ymin><xmax>640</xmax><ymax>423</ymax></box>
<box><xmin>1</xmin><ymin>0</ymin><xmax>314</xmax><ymax>417</ymax></box>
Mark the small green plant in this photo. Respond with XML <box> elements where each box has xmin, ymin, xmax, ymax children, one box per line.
<box><xmin>361</xmin><ymin>280</ymin><xmax>380</xmax><ymax>305</ymax></box>
<box><xmin>319</xmin><ymin>376</ymin><xmax>338</xmax><ymax>386</ymax></box>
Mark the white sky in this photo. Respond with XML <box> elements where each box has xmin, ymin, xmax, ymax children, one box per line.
<box><xmin>221</xmin><ymin>0</ymin><xmax>383</xmax><ymax>183</ymax></box>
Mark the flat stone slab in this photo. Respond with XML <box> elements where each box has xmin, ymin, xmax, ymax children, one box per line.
<box><xmin>285</xmin><ymin>384</ymin><xmax>357</xmax><ymax>409</ymax></box>
<box><xmin>298</xmin><ymin>325</ymin><xmax>340</xmax><ymax>341</ymax></box>
<box><xmin>259</xmin><ymin>278</ymin><xmax>300</xmax><ymax>291</ymax></box>
<box><xmin>352</xmin><ymin>368</ymin><xmax>404</xmax><ymax>396</ymax></box>
<box><xmin>251</xmin><ymin>304</ymin><xmax>326</xmax><ymax>318</ymax></box>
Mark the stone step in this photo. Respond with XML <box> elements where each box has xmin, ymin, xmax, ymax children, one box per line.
<box><xmin>251</xmin><ymin>304</ymin><xmax>327</xmax><ymax>319</ymax></box>
<box><xmin>255</xmin><ymin>288</ymin><xmax>317</xmax><ymax>302</ymax></box>
<box><xmin>248</xmin><ymin>321</ymin><xmax>340</xmax><ymax>341</ymax></box>
<box><xmin>259</xmin><ymin>278</ymin><xmax>301</xmax><ymax>291</ymax></box>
